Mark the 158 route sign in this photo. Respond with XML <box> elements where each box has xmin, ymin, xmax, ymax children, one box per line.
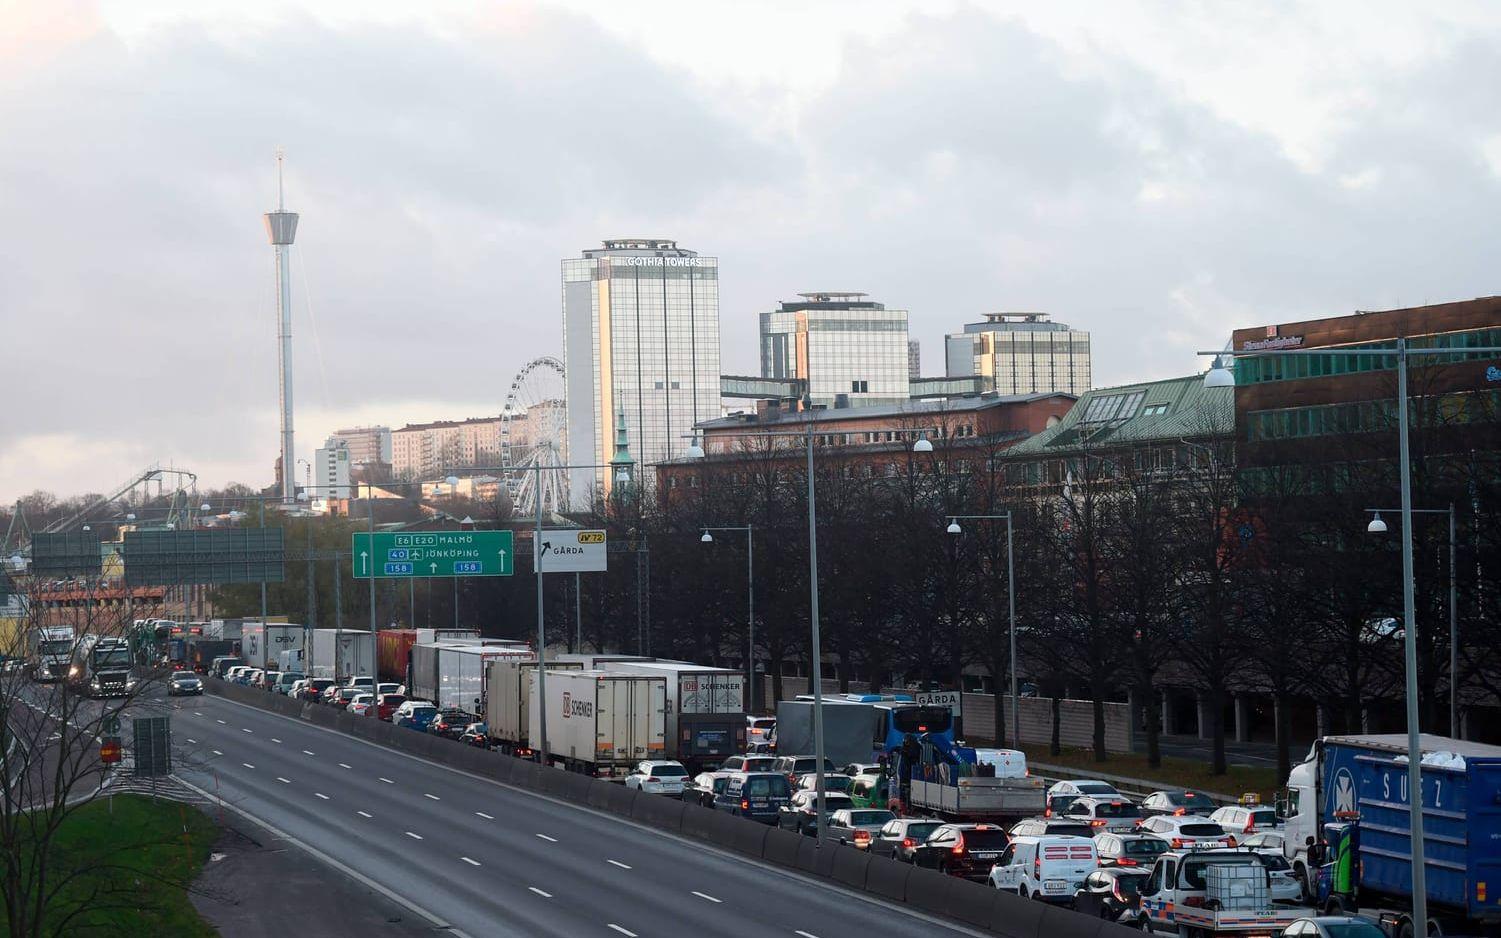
<box><xmin>352</xmin><ymin>530</ymin><xmax>514</xmax><ymax>579</ymax></box>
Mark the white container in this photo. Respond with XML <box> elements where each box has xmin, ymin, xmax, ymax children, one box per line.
<box><xmin>309</xmin><ymin>629</ymin><xmax>375</xmax><ymax>682</ymax></box>
<box><xmin>485</xmin><ymin>658</ymin><xmax>584</xmax><ymax>746</ymax></box>
<box><xmin>436</xmin><ymin>644</ymin><xmax>530</xmax><ymax>712</ymax></box>
<box><xmin>1206</xmin><ymin>862</ymin><xmax>1269</xmax><ymax>911</ymax></box>
<box><xmin>530</xmin><ymin>669</ymin><xmax>666</xmax><ymax>774</ymax></box>
<box><xmin>204</xmin><ymin>619</ymin><xmax>245</xmax><ymax>641</ymax></box>
<box><xmin>611</xmin><ymin>661</ymin><xmax>745</xmax><ymax>760</ymax></box>
<box><xmin>241</xmin><ymin>622</ymin><xmax>306</xmax><ymax>670</ymax></box>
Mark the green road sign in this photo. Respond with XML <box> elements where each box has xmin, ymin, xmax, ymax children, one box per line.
<box><xmin>352</xmin><ymin>530</ymin><xmax>514</xmax><ymax>579</ymax></box>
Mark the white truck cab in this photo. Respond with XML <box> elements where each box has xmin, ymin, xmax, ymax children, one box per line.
<box><xmin>987</xmin><ymin>835</ymin><xmax>1098</xmax><ymax>902</ymax></box>
<box><xmin>1133</xmin><ymin>848</ymin><xmax>1303</xmax><ymax>935</ymax></box>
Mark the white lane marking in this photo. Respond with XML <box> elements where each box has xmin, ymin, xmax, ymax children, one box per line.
<box><xmin>212</xmin><ymin>750</ymin><xmax>223</xmax><ymax>756</ymax></box>
<box><xmin>607</xmin><ymin>926</ymin><xmax>636</xmax><ymax>937</ymax></box>
<box><xmin>475</xmin><ymin>812</ymin><xmax>494</xmax><ymax>820</ymax></box>
<box><xmin>216</xmin><ymin>719</ymin><xmax>226</xmax><ymax>724</ymax></box>
<box><xmin>272</xmin><ymin>738</ymin><xmax>282</xmax><ymax>743</ymax></box>
<box><xmin>461</xmin><ymin>856</ymin><xmax>480</xmax><ymax>866</ymax></box>
<box><xmin>528</xmin><ymin>887</ymin><xmax>552</xmax><ymax>898</ymax></box>
<box><xmin>405</xmin><ymin>831</ymin><xmax>423</xmax><ymax>840</ymax></box>
<box><xmin>424</xmin><ymin>793</ymin><xmax>440</xmax><ymax>801</ymax></box>
<box><xmin>315</xmin><ymin>793</ymin><xmax>330</xmax><ymax>800</ymax></box>
<box><xmin>357</xmin><ymin>811</ymin><xmax>373</xmax><ymax>818</ymax></box>
<box><xmin>242</xmin><ymin>728</ymin><xmax>253</xmax><ymax>734</ymax></box>
<box><xmin>339</xmin><ymin>763</ymin><xmax>351</xmax><ymax>769</ymax></box>
<box><xmin>692</xmin><ymin>891</ymin><xmax>722</xmax><ymax>903</ymax></box>
<box><xmin>607</xmin><ymin>860</ymin><xmax>632</xmax><ymax>869</ymax></box>
<box><xmin>276</xmin><ymin>777</ymin><xmax>291</xmax><ymax>784</ymax></box>
<box><xmin>535</xmin><ymin>833</ymin><xmax>557</xmax><ymax>843</ymax></box>
<box><xmin>194</xmin><ymin>711</ymin><xmax>203</xmax><ymax>716</ymax></box>
<box><xmin>302</xmin><ymin>749</ymin><xmax>316</xmax><ymax>756</ymax></box>
<box><xmin>186</xmin><ymin>738</ymin><xmax>197</xmax><ymax>745</ymax></box>
<box><xmin>378</xmin><ymin>777</ymin><xmax>394</xmax><ymax>784</ymax></box>
<box><xmin>795</xmin><ymin>932</ymin><xmax>821</xmax><ymax>938</ymax></box>
<box><xmin>242</xmin><ymin>763</ymin><xmax>255</xmax><ymax>769</ymax></box>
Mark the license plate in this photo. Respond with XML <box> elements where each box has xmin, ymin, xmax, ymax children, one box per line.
<box><xmin>972</xmin><ymin>852</ymin><xmax>998</xmax><ymax>860</ymax></box>
<box><xmin>1044</xmin><ymin>880</ymin><xmax>1065</xmax><ymax>891</ymax></box>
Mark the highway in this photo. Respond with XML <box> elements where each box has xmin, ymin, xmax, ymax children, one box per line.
<box><xmin>172</xmin><ymin>693</ymin><xmax>985</xmax><ymax>938</ymax></box>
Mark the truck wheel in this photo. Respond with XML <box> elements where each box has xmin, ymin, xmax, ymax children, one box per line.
<box><xmin>1394</xmin><ymin>919</ymin><xmax>1415</xmax><ymax>938</ymax></box>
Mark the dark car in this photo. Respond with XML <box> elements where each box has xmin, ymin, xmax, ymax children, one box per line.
<box><xmin>210</xmin><ymin>657</ymin><xmax>244</xmax><ymax>679</ymax></box>
<box><xmin>1074</xmin><ymin>868</ymin><xmax>1149</xmax><ymax>921</ymax></box>
<box><xmin>777</xmin><ymin>790</ymin><xmax>852</xmax><ymax>835</ymax></box>
<box><xmin>911</xmin><ymin>823</ymin><xmax>1011</xmax><ymax>881</ymax></box>
<box><xmin>458</xmin><ymin>722</ymin><xmax>489</xmax><ymax>747</ymax></box>
<box><xmin>428</xmin><ymin>709</ymin><xmax>473</xmax><ymax>740</ymax></box>
<box><xmin>1139</xmin><ymin>789</ymin><xmax>1218</xmax><ymax>818</ymax></box>
<box><xmin>772</xmin><ymin>754</ymin><xmax>837</xmax><ymax>785</ymax></box>
<box><xmin>1093</xmin><ymin>832</ymin><xmax>1170</xmax><ymax>869</ymax></box>
<box><xmin>1008</xmin><ymin>818</ymin><xmax>1096</xmax><ymax>840</ymax></box>
<box><xmin>327</xmin><ymin>686</ymin><xmax>363</xmax><ymax>709</ymax></box>
<box><xmin>716</xmin><ymin>772</ymin><xmax>793</xmax><ymax>824</ymax></box>
<box><xmin>682</xmin><ymin>771</ymin><xmax>730</xmax><ymax>808</ymax></box>
<box><xmin>167</xmin><ymin>670</ymin><xmax>204</xmax><ymax>696</ymax></box>
<box><xmin>299</xmin><ymin>678</ymin><xmax>335</xmax><ymax>702</ymax></box>
<box><xmin>874</xmin><ymin>818</ymin><xmax>943</xmax><ymax>863</ymax></box>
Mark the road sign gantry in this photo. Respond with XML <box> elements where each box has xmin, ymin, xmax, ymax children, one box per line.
<box><xmin>352</xmin><ymin>530</ymin><xmax>514</xmax><ymax>579</ymax></box>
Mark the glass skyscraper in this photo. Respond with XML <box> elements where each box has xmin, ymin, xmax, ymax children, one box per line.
<box><xmin>945</xmin><ymin>312</ymin><xmax>1092</xmax><ymax>396</ymax></box>
<box><xmin>759</xmin><ymin>293</ymin><xmax>910</xmax><ymax>406</ymax></box>
<box><xmin>563</xmin><ymin>239</ymin><xmax>720</xmax><ymax>507</ymax></box>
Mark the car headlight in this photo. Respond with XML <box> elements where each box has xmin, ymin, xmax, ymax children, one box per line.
<box><xmin>69</xmin><ymin>665</ymin><xmax>81</xmax><ymax>677</ymax></box>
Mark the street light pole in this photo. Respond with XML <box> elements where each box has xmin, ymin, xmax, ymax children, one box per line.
<box><xmin>700</xmin><ymin>525</ymin><xmax>754</xmax><ymax>711</ymax></box>
<box><xmin>945</xmin><ymin>513</ymin><xmax>1019</xmax><ymax>747</ymax></box>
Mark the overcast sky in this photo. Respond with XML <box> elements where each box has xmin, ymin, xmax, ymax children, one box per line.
<box><xmin>4</xmin><ymin>0</ymin><xmax>1500</xmax><ymax>501</ymax></box>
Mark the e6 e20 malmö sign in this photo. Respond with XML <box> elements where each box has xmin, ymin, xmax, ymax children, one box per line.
<box><xmin>352</xmin><ymin>530</ymin><xmax>514</xmax><ymax>579</ymax></box>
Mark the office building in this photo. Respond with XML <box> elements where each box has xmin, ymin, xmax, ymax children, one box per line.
<box><xmin>563</xmin><ymin>238</ymin><xmax>721</xmax><ymax>506</ymax></box>
<box><xmin>908</xmin><ymin>339</ymin><xmax>921</xmax><ymax>379</ymax></box>
<box><xmin>329</xmin><ymin>426</ymin><xmax>391</xmax><ymax>469</ymax></box>
<box><xmin>760</xmin><ymin>293</ymin><xmax>910</xmax><ymax>406</ymax></box>
<box><xmin>945</xmin><ymin>313</ymin><xmax>1091</xmax><ymax>396</ymax></box>
<box><xmin>391</xmin><ymin>416</ymin><xmax>503</xmax><ymax>480</ymax></box>
<box><xmin>313</xmin><ymin>438</ymin><xmax>353</xmax><ymax>499</ymax></box>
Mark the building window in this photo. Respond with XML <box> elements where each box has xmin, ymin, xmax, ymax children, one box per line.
<box><xmin>851</xmin><ymin>380</ymin><xmax>869</xmax><ymax>393</ymax></box>
<box><xmin>1142</xmin><ymin>403</ymin><xmax>1169</xmax><ymax>416</ymax></box>
<box><xmin>1081</xmin><ymin>390</ymin><xmax>1145</xmax><ymax>424</ymax></box>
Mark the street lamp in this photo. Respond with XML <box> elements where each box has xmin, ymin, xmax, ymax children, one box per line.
<box><xmin>912</xmin><ymin>436</ymin><xmax>934</xmax><ymax>454</ymax></box>
<box><xmin>1200</xmin><ymin>338</ymin><xmax>1501</xmax><ymax>936</ymax></box>
<box><xmin>686</xmin><ymin>414</ymin><xmax>831</xmax><ymax>842</ymax></box>
<box><xmin>944</xmin><ymin>512</ymin><xmax>1019</xmax><ymax>747</ymax></box>
<box><xmin>699</xmin><ymin>525</ymin><xmax>755</xmax><ymax>711</ymax></box>
<box><xmin>1365</xmin><ymin>505</ymin><xmax>1459</xmax><ymax>737</ymax></box>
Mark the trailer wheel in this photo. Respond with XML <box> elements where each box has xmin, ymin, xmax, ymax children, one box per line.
<box><xmin>1394</xmin><ymin>916</ymin><xmax>1416</xmax><ymax>938</ymax></box>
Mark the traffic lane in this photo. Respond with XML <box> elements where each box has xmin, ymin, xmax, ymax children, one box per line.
<box><xmin>8</xmin><ymin>682</ymin><xmax>111</xmax><ymax>802</ymax></box>
<box><xmin>177</xmin><ymin>708</ymin><xmax>769</xmax><ymax>938</ymax></box>
<box><xmin>181</xmin><ymin>695</ymin><xmax>985</xmax><ymax>938</ymax></box>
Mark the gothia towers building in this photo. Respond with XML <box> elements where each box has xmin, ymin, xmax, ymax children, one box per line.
<box><xmin>563</xmin><ymin>239</ymin><xmax>720</xmax><ymax>507</ymax></box>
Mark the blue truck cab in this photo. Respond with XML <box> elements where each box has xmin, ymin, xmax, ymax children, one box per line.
<box><xmin>1282</xmin><ymin>733</ymin><xmax>1501</xmax><ymax>935</ymax></box>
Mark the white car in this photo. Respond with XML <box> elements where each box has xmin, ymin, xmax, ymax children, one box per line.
<box><xmin>1061</xmin><ymin>795</ymin><xmax>1144</xmax><ymax>833</ymax></box>
<box><xmin>287</xmin><ymin>679</ymin><xmax>309</xmax><ymax>699</ymax></box>
<box><xmin>1046</xmin><ymin>778</ymin><xmax>1122</xmax><ymax>816</ymax></box>
<box><xmin>1209</xmin><ymin>804</ymin><xmax>1280</xmax><ymax>838</ymax></box>
<box><xmin>988</xmin><ymin>835</ymin><xmax>1098</xmax><ymax>902</ymax></box>
<box><xmin>1136</xmin><ymin>815</ymin><xmax>1237</xmax><ymax>850</ymax></box>
<box><xmin>1239</xmin><ymin>830</ymin><xmax>1287</xmax><ymax>855</ymax></box>
<box><xmin>1257</xmin><ymin>851</ymin><xmax>1303</xmax><ymax>903</ymax></box>
<box><xmin>346</xmin><ymin>693</ymin><xmax>375</xmax><ymax>716</ymax></box>
<box><xmin>624</xmin><ymin>760</ymin><xmax>689</xmax><ymax>795</ymax></box>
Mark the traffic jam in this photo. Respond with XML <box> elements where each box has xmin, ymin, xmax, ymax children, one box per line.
<box><xmin>172</xmin><ymin>619</ymin><xmax>1474</xmax><ymax>938</ymax></box>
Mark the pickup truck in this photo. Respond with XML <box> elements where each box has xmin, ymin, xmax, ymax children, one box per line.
<box><xmin>1130</xmin><ymin>849</ymin><xmax>1304</xmax><ymax>937</ymax></box>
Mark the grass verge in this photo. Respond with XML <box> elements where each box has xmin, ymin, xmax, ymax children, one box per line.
<box><xmin>1021</xmin><ymin>745</ymin><xmax>1282</xmax><ymax>800</ymax></box>
<box><xmin>1</xmin><ymin>794</ymin><xmax>218</xmax><ymax>935</ymax></box>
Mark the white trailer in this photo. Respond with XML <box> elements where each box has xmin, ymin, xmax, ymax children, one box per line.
<box><xmin>484</xmin><ymin>658</ymin><xmax>583</xmax><ymax>753</ymax></box>
<box><xmin>554</xmin><ymin>653</ymin><xmax>655</xmax><ymax>669</ymax></box>
<box><xmin>203</xmin><ymin>619</ymin><xmax>245</xmax><ymax>641</ymax></box>
<box><xmin>309</xmin><ymin>629</ymin><xmax>375</xmax><ymax>682</ymax></box>
<box><xmin>531</xmin><ymin>669</ymin><xmax>666</xmax><ymax>776</ymax></box>
<box><xmin>240</xmin><ymin>622</ymin><xmax>306</xmax><ymax>670</ymax></box>
<box><xmin>611</xmin><ymin>661</ymin><xmax>746</xmax><ymax>768</ymax></box>
<box><xmin>435</xmin><ymin>644</ymin><xmax>530</xmax><ymax>713</ymax></box>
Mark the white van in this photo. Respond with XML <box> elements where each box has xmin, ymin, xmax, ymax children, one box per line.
<box><xmin>988</xmin><ymin>835</ymin><xmax>1099</xmax><ymax>902</ymax></box>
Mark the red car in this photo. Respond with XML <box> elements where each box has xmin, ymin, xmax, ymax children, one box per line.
<box><xmin>374</xmin><ymin>693</ymin><xmax>406</xmax><ymax>721</ymax></box>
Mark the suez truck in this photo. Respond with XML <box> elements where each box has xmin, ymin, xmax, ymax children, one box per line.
<box><xmin>608</xmin><ymin>661</ymin><xmax>746</xmax><ymax>770</ymax></box>
<box><xmin>484</xmin><ymin>658</ymin><xmax>584</xmax><ymax>755</ymax></box>
<box><xmin>408</xmin><ymin>640</ymin><xmax>531</xmax><ymax>711</ymax></box>
<box><xmin>239</xmin><ymin>622</ymin><xmax>306</xmax><ymax>670</ymax></box>
<box><xmin>376</xmin><ymin>628</ymin><xmax>483</xmax><ymax>685</ymax></box>
<box><xmin>530</xmin><ymin>669</ymin><xmax>667</xmax><ymax>777</ymax></box>
<box><xmin>308</xmin><ymin>628</ymin><xmax>375</xmax><ymax>683</ymax></box>
<box><xmin>1280</xmin><ymin>733</ymin><xmax>1501</xmax><ymax>937</ymax></box>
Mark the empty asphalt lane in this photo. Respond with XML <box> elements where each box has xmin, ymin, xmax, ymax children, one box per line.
<box><xmin>174</xmin><ymin>695</ymin><xmax>983</xmax><ymax>938</ymax></box>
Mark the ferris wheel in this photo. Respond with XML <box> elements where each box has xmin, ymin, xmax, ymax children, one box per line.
<box><xmin>501</xmin><ymin>357</ymin><xmax>569</xmax><ymax>520</ymax></box>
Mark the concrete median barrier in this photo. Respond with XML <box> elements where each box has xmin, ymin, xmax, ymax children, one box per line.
<box><xmin>629</xmin><ymin>792</ymin><xmax>687</xmax><ymax>831</ymax></box>
<box><xmin>679</xmin><ymin>803</ymin><xmax>722</xmax><ymax>842</ymax></box>
<box><xmin>727</xmin><ymin>815</ymin><xmax>770</xmax><ymax>859</ymax></box>
<box><xmin>509</xmin><ymin>757</ymin><xmax>544</xmax><ymax>789</ymax></box>
<box><xmin>587</xmin><ymin>779</ymin><xmax>638</xmax><ymax>816</ymax></box>
<box><xmin>1036</xmin><ymin>904</ymin><xmax>1112</xmax><ymax>938</ymax></box>
<box><xmin>904</xmin><ymin>866</ymin><xmax>963</xmax><ymax>917</ymax></box>
<box><xmin>552</xmin><ymin>770</ymin><xmax>595</xmax><ymax>803</ymax></box>
<box><xmin>831</xmin><ymin>846</ymin><xmax>872</xmax><ymax>889</ymax></box>
<box><xmin>794</xmin><ymin>834</ymin><xmax>821</xmax><ymax>874</ymax></box>
<box><xmin>987</xmin><ymin>887</ymin><xmax>1048</xmax><ymax>937</ymax></box>
<box><xmin>760</xmin><ymin>826</ymin><xmax>803</xmax><ymax>868</ymax></box>
<box><xmin>862</xmin><ymin>855</ymin><xmax>913</xmax><ymax>901</ymax></box>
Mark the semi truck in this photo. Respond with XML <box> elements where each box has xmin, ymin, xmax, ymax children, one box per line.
<box><xmin>188</xmin><ymin>638</ymin><xmax>238</xmax><ymax>673</ymax></box>
<box><xmin>612</xmin><ymin>661</ymin><xmax>746</xmax><ymax>770</ymax></box>
<box><xmin>69</xmin><ymin>634</ymin><xmax>135</xmax><ymax>697</ymax></box>
<box><xmin>376</xmin><ymin>628</ymin><xmax>482</xmax><ymax>684</ymax></box>
<box><xmin>1282</xmin><ymin>733</ymin><xmax>1501</xmax><ymax>937</ymax></box>
<box><xmin>902</xmin><ymin>740</ymin><xmax>1045</xmax><ymax>821</ymax></box>
<box><xmin>308</xmin><ymin>629</ymin><xmax>375</xmax><ymax>682</ymax></box>
<box><xmin>28</xmin><ymin>626</ymin><xmax>75</xmax><ymax>682</ymax></box>
<box><xmin>484</xmin><ymin>658</ymin><xmax>583</xmax><ymax>755</ymax></box>
<box><xmin>531</xmin><ymin>669</ymin><xmax>666</xmax><ymax>777</ymax></box>
<box><xmin>435</xmin><ymin>644</ymin><xmax>530</xmax><ymax>712</ymax></box>
<box><xmin>240</xmin><ymin>622</ymin><xmax>306</xmax><ymax>670</ymax></box>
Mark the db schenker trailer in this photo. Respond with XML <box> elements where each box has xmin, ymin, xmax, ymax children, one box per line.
<box><xmin>531</xmin><ymin>670</ymin><xmax>666</xmax><ymax>777</ymax></box>
<box><xmin>1283</xmin><ymin>733</ymin><xmax>1501</xmax><ymax>937</ymax></box>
